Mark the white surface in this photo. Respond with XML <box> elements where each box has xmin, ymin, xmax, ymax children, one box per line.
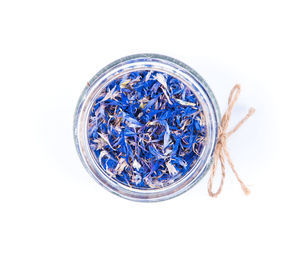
<box><xmin>0</xmin><ymin>0</ymin><xmax>299</xmax><ymax>254</ymax></box>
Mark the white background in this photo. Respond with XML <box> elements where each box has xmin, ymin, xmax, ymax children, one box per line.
<box><xmin>0</xmin><ymin>0</ymin><xmax>299</xmax><ymax>254</ymax></box>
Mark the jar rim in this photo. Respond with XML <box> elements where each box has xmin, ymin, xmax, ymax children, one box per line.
<box><xmin>74</xmin><ymin>53</ymin><xmax>220</xmax><ymax>202</ymax></box>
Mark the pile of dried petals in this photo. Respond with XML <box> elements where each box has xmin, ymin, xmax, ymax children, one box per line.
<box><xmin>88</xmin><ymin>71</ymin><xmax>207</xmax><ymax>189</ymax></box>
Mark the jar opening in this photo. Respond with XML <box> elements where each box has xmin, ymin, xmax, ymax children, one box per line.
<box><xmin>87</xmin><ymin>69</ymin><xmax>208</xmax><ymax>190</ymax></box>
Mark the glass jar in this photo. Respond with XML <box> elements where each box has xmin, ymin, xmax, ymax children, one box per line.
<box><xmin>74</xmin><ymin>53</ymin><xmax>220</xmax><ymax>202</ymax></box>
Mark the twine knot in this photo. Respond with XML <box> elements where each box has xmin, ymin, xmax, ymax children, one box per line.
<box><xmin>216</xmin><ymin>127</ymin><xmax>227</xmax><ymax>147</ymax></box>
<box><xmin>208</xmin><ymin>84</ymin><xmax>255</xmax><ymax>198</ymax></box>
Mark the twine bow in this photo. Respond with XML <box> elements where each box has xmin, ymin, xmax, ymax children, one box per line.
<box><xmin>208</xmin><ymin>84</ymin><xmax>255</xmax><ymax>197</ymax></box>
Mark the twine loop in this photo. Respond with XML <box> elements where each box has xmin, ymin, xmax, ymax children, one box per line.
<box><xmin>208</xmin><ymin>84</ymin><xmax>255</xmax><ymax>197</ymax></box>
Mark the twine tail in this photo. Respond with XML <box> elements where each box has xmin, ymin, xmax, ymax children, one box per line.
<box><xmin>223</xmin><ymin>146</ymin><xmax>251</xmax><ymax>195</ymax></box>
<box><xmin>208</xmin><ymin>84</ymin><xmax>255</xmax><ymax>197</ymax></box>
<box><xmin>208</xmin><ymin>145</ymin><xmax>226</xmax><ymax>197</ymax></box>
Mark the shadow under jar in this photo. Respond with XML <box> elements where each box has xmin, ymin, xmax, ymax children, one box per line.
<box><xmin>74</xmin><ymin>54</ymin><xmax>220</xmax><ymax>202</ymax></box>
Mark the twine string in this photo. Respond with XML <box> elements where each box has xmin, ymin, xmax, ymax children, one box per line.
<box><xmin>208</xmin><ymin>84</ymin><xmax>255</xmax><ymax>197</ymax></box>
